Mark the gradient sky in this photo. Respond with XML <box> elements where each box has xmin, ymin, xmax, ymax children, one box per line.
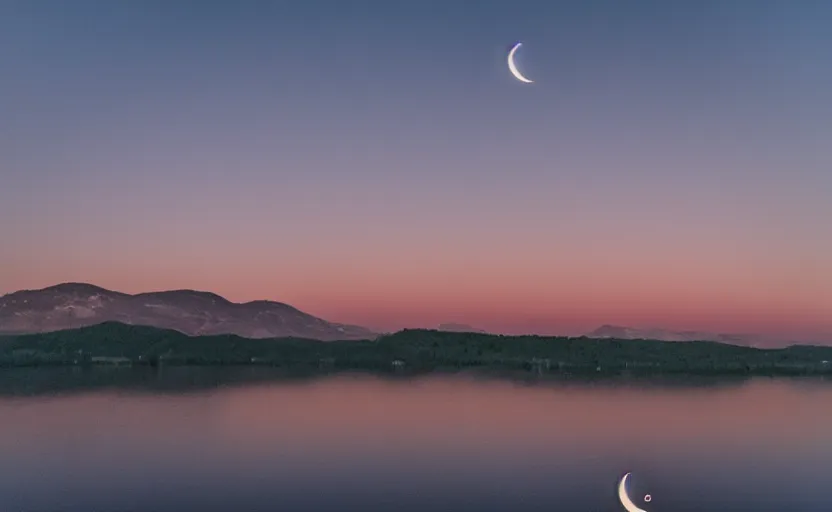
<box><xmin>1</xmin><ymin>1</ymin><xmax>830</xmax><ymax>340</ymax></box>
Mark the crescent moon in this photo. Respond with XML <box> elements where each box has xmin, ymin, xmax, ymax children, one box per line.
<box><xmin>618</xmin><ymin>473</ymin><xmax>648</xmax><ymax>512</ymax></box>
<box><xmin>507</xmin><ymin>42</ymin><xmax>534</xmax><ymax>83</ymax></box>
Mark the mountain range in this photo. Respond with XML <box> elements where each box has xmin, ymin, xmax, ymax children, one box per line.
<box><xmin>586</xmin><ymin>324</ymin><xmax>760</xmax><ymax>345</ymax></box>
<box><xmin>0</xmin><ymin>283</ymin><xmax>778</xmax><ymax>345</ymax></box>
<box><xmin>0</xmin><ymin>283</ymin><xmax>376</xmax><ymax>341</ymax></box>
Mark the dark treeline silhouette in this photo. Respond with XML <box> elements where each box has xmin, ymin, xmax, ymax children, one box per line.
<box><xmin>0</xmin><ymin>322</ymin><xmax>830</xmax><ymax>376</ymax></box>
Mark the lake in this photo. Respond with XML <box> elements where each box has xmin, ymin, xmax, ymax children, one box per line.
<box><xmin>0</xmin><ymin>368</ymin><xmax>830</xmax><ymax>512</ymax></box>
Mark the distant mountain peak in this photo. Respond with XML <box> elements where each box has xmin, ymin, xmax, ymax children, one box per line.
<box><xmin>240</xmin><ymin>299</ymin><xmax>297</xmax><ymax>310</ymax></box>
<box><xmin>136</xmin><ymin>289</ymin><xmax>231</xmax><ymax>303</ymax></box>
<box><xmin>39</xmin><ymin>283</ymin><xmax>120</xmax><ymax>294</ymax></box>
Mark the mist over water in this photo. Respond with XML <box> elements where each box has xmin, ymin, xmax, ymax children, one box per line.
<box><xmin>0</xmin><ymin>369</ymin><xmax>830</xmax><ymax>512</ymax></box>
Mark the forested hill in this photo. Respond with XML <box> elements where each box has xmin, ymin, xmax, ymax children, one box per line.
<box><xmin>0</xmin><ymin>322</ymin><xmax>830</xmax><ymax>375</ymax></box>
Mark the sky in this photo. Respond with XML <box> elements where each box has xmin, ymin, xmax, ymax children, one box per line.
<box><xmin>1</xmin><ymin>1</ymin><xmax>830</xmax><ymax>341</ymax></box>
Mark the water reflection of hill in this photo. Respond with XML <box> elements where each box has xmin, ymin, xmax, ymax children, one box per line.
<box><xmin>0</xmin><ymin>366</ymin><xmax>332</xmax><ymax>397</ymax></box>
<box><xmin>1</xmin><ymin>366</ymin><xmax>826</xmax><ymax>398</ymax></box>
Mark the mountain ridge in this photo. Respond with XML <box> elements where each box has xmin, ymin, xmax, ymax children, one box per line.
<box><xmin>0</xmin><ymin>283</ymin><xmax>375</xmax><ymax>341</ymax></box>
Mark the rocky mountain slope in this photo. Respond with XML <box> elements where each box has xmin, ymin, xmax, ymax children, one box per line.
<box><xmin>0</xmin><ymin>283</ymin><xmax>376</xmax><ymax>341</ymax></box>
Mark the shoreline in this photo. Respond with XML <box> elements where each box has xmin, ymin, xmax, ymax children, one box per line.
<box><xmin>2</xmin><ymin>358</ymin><xmax>832</xmax><ymax>377</ymax></box>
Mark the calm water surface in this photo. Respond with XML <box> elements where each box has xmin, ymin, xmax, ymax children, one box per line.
<box><xmin>0</xmin><ymin>368</ymin><xmax>830</xmax><ymax>512</ymax></box>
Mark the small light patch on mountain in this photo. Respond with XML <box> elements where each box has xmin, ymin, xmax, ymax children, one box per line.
<box><xmin>437</xmin><ymin>323</ymin><xmax>487</xmax><ymax>334</ymax></box>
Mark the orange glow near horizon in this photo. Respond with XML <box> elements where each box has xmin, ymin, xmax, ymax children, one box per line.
<box><xmin>1</xmin><ymin>262</ymin><xmax>829</xmax><ymax>341</ymax></box>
